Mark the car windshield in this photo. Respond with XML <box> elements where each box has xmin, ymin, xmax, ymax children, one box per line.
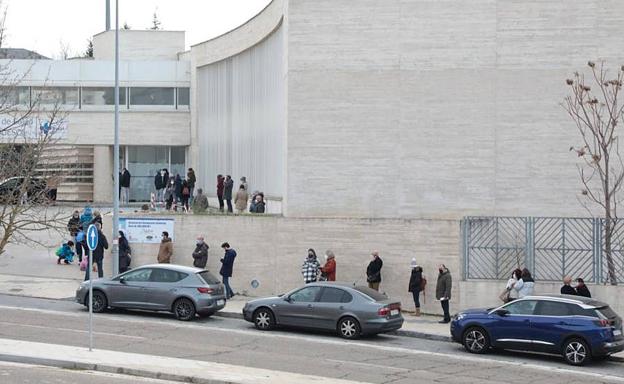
<box><xmin>198</xmin><ymin>271</ymin><xmax>220</xmax><ymax>285</ymax></box>
<box><xmin>353</xmin><ymin>286</ymin><xmax>388</xmax><ymax>301</ymax></box>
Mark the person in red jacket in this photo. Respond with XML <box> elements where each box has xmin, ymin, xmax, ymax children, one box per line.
<box><xmin>321</xmin><ymin>250</ymin><xmax>336</xmax><ymax>281</ymax></box>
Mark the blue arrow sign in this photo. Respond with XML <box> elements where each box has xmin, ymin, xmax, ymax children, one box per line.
<box><xmin>86</xmin><ymin>224</ymin><xmax>99</xmax><ymax>251</ymax></box>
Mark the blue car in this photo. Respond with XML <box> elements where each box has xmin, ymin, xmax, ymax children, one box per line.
<box><xmin>451</xmin><ymin>295</ymin><xmax>624</xmax><ymax>365</ymax></box>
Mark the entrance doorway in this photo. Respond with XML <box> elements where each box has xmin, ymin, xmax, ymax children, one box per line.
<box><xmin>122</xmin><ymin>146</ymin><xmax>186</xmax><ymax>202</ymax></box>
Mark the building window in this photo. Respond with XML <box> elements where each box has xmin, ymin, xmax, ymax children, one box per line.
<box><xmin>32</xmin><ymin>87</ymin><xmax>79</xmax><ymax>107</ymax></box>
<box><xmin>129</xmin><ymin>87</ymin><xmax>174</xmax><ymax>106</ymax></box>
<box><xmin>81</xmin><ymin>87</ymin><xmax>127</xmax><ymax>106</ymax></box>
<box><xmin>0</xmin><ymin>86</ymin><xmax>31</xmax><ymax>106</ymax></box>
<box><xmin>177</xmin><ymin>87</ymin><xmax>189</xmax><ymax>107</ymax></box>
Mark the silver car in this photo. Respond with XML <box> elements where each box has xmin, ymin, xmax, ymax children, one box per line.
<box><xmin>243</xmin><ymin>282</ymin><xmax>404</xmax><ymax>339</ymax></box>
<box><xmin>75</xmin><ymin>264</ymin><xmax>226</xmax><ymax>321</ymax></box>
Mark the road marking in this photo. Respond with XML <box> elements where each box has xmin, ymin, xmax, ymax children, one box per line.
<box><xmin>0</xmin><ymin>304</ymin><xmax>623</xmax><ymax>382</ymax></box>
<box><xmin>0</xmin><ymin>321</ymin><xmax>145</xmax><ymax>340</ymax></box>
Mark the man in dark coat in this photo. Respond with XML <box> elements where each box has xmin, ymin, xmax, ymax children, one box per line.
<box><xmin>560</xmin><ymin>276</ymin><xmax>577</xmax><ymax>295</ymax></box>
<box><xmin>220</xmin><ymin>242</ymin><xmax>237</xmax><ymax>299</ymax></box>
<box><xmin>217</xmin><ymin>174</ymin><xmax>225</xmax><ymax>212</ymax></box>
<box><xmin>436</xmin><ymin>264</ymin><xmax>452</xmax><ymax>323</ymax></box>
<box><xmin>575</xmin><ymin>278</ymin><xmax>592</xmax><ymax>298</ymax></box>
<box><xmin>192</xmin><ymin>236</ymin><xmax>209</xmax><ymax>268</ymax></box>
<box><xmin>224</xmin><ymin>175</ymin><xmax>234</xmax><ymax>213</ymax></box>
<box><xmin>366</xmin><ymin>251</ymin><xmax>383</xmax><ymax>291</ymax></box>
<box><xmin>85</xmin><ymin>223</ymin><xmax>108</xmax><ymax>280</ymax></box>
<box><xmin>155</xmin><ymin>169</ymin><xmax>168</xmax><ymax>202</ymax></box>
<box><xmin>120</xmin><ymin>168</ymin><xmax>131</xmax><ymax>204</ymax></box>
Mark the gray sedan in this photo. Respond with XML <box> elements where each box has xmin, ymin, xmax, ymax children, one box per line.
<box><xmin>243</xmin><ymin>282</ymin><xmax>404</xmax><ymax>339</ymax></box>
<box><xmin>75</xmin><ymin>264</ymin><xmax>226</xmax><ymax>321</ymax></box>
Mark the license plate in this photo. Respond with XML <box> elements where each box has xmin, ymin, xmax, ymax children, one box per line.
<box><xmin>614</xmin><ymin>329</ymin><xmax>622</xmax><ymax>336</ymax></box>
<box><xmin>217</xmin><ymin>299</ymin><xmax>225</xmax><ymax>306</ymax></box>
<box><xmin>390</xmin><ymin>309</ymin><xmax>399</xmax><ymax>316</ymax></box>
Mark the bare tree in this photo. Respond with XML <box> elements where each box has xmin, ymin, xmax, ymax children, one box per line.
<box><xmin>0</xmin><ymin>0</ymin><xmax>8</xmax><ymax>48</ymax></box>
<box><xmin>564</xmin><ymin>61</ymin><xmax>624</xmax><ymax>285</ymax></box>
<box><xmin>58</xmin><ymin>40</ymin><xmax>72</xmax><ymax>60</ymax></box>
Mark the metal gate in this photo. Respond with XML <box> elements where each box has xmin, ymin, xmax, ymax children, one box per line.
<box><xmin>461</xmin><ymin>216</ymin><xmax>623</xmax><ymax>283</ymax></box>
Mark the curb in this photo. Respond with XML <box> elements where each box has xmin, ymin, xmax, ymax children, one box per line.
<box><xmin>0</xmin><ymin>354</ymin><xmax>235</xmax><ymax>384</ymax></box>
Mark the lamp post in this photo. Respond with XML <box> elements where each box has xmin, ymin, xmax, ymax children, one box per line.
<box><xmin>112</xmin><ymin>0</ymin><xmax>120</xmax><ymax>276</ymax></box>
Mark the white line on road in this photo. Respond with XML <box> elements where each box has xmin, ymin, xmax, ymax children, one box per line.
<box><xmin>1</xmin><ymin>304</ymin><xmax>623</xmax><ymax>382</ymax></box>
<box><xmin>0</xmin><ymin>321</ymin><xmax>145</xmax><ymax>340</ymax></box>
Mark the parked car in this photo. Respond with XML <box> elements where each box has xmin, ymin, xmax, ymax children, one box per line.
<box><xmin>75</xmin><ymin>264</ymin><xmax>226</xmax><ymax>321</ymax></box>
<box><xmin>451</xmin><ymin>295</ymin><xmax>624</xmax><ymax>365</ymax></box>
<box><xmin>242</xmin><ymin>282</ymin><xmax>403</xmax><ymax>339</ymax></box>
<box><xmin>0</xmin><ymin>176</ymin><xmax>47</xmax><ymax>203</ymax></box>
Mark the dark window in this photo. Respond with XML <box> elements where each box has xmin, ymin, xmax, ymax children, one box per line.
<box><xmin>150</xmin><ymin>268</ymin><xmax>187</xmax><ymax>283</ymax></box>
<box><xmin>503</xmin><ymin>300</ymin><xmax>537</xmax><ymax>315</ymax></box>
<box><xmin>121</xmin><ymin>268</ymin><xmax>152</xmax><ymax>282</ymax></box>
<box><xmin>597</xmin><ymin>306</ymin><xmax>618</xmax><ymax>319</ymax></box>
<box><xmin>289</xmin><ymin>286</ymin><xmax>322</xmax><ymax>303</ymax></box>
<box><xmin>81</xmin><ymin>87</ymin><xmax>126</xmax><ymax>106</ymax></box>
<box><xmin>569</xmin><ymin>305</ymin><xmax>598</xmax><ymax>317</ymax></box>
<box><xmin>198</xmin><ymin>271</ymin><xmax>220</xmax><ymax>284</ymax></box>
<box><xmin>319</xmin><ymin>287</ymin><xmax>349</xmax><ymax>303</ymax></box>
<box><xmin>535</xmin><ymin>301</ymin><xmax>573</xmax><ymax>316</ymax></box>
<box><xmin>177</xmin><ymin>87</ymin><xmax>189</xmax><ymax>106</ymax></box>
<box><xmin>353</xmin><ymin>286</ymin><xmax>387</xmax><ymax>301</ymax></box>
<box><xmin>130</xmin><ymin>87</ymin><xmax>174</xmax><ymax>106</ymax></box>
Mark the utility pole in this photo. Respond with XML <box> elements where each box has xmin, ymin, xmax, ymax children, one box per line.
<box><xmin>105</xmin><ymin>0</ymin><xmax>110</xmax><ymax>31</ymax></box>
<box><xmin>112</xmin><ymin>0</ymin><xmax>120</xmax><ymax>276</ymax></box>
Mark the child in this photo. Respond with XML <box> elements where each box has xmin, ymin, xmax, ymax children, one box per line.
<box><xmin>56</xmin><ymin>241</ymin><xmax>75</xmax><ymax>264</ymax></box>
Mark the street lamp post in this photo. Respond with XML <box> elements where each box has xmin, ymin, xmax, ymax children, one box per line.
<box><xmin>112</xmin><ymin>0</ymin><xmax>120</xmax><ymax>276</ymax></box>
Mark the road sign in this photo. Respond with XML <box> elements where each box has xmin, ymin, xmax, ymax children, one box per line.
<box><xmin>87</xmin><ymin>224</ymin><xmax>99</xmax><ymax>251</ymax></box>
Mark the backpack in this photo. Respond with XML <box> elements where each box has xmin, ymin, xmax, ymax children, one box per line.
<box><xmin>55</xmin><ymin>247</ymin><xmax>63</xmax><ymax>257</ymax></box>
<box><xmin>76</xmin><ymin>231</ymin><xmax>85</xmax><ymax>243</ymax></box>
<box><xmin>182</xmin><ymin>186</ymin><xmax>190</xmax><ymax>196</ymax></box>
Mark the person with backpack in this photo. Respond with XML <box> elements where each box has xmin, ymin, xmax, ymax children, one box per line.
<box><xmin>408</xmin><ymin>259</ymin><xmax>425</xmax><ymax>316</ymax></box>
<box><xmin>181</xmin><ymin>179</ymin><xmax>191</xmax><ymax>212</ymax></box>
<box><xmin>56</xmin><ymin>241</ymin><xmax>75</xmax><ymax>264</ymax></box>
<box><xmin>118</xmin><ymin>230</ymin><xmax>132</xmax><ymax>273</ymax></box>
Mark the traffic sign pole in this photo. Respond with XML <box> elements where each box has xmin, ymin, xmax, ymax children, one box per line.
<box><xmin>86</xmin><ymin>224</ymin><xmax>99</xmax><ymax>352</ymax></box>
<box><xmin>112</xmin><ymin>0</ymin><xmax>120</xmax><ymax>278</ymax></box>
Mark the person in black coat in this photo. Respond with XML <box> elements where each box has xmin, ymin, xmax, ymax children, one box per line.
<box><xmin>220</xmin><ymin>242</ymin><xmax>237</xmax><ymax>299</ymax></box>
<box><xmin>224</xmin><ymin>175</ymin><xmax>234</xmax><ymax>213</ymax></box>
<box><xmin>366</xmin><ymin>251</ymin><xmax>383</xmax><ymax>291</ymax></box>
<box><xmin>84</xmin><ymin>223</ymin><xmax>108</xmax><ymax>280</ymax></box>
<box><xmin>120</xmin><ymin>168</ymin><xmax>131</xmax><ymax>204</ymax></box>
<box><xmin>118</xmin><ymin>230</ymin><xmax>132</xmax><ymax>273</ymax></box>
<box><xmin>575</xmin><ymin>278</ymin><xmax>592</xmax><ymax>298</ymax></box>
<box><xmin>560</xmin><ymin>276</ymin><xmax>577</xmax><ymax>295</ymax></box>
<box><xmin>408</xmin><ymin>260</ymin><xmax>424</xmax><ymax>316</ymax></box>
<box><xmin>174</xmin><ymin>174</ymin><xmax>183</xmax><ymax>203</ymax></box>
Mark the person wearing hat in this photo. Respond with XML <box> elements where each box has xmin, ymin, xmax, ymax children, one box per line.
<box><xmin>408</xmin><ymin>259</ymin><xmax>424</xmax><ymax>316</ymax></box>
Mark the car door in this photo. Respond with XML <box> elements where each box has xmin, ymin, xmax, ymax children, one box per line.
<box><xmin>531</xmin><ymin>300</ymin><xmax>577</xmax><ymax>352</ymax></box>
<box><xmin>105</xmin><ymin>268</ymin><xmax>153</xmax><ymax>308</ymax></box>
<box><xmin>489</xmin><ymin>299</ymin><xmax>537</xmax><ymax>350</ymax></box>
<box><xmin>314</xmin><ymin>287</ymin><xmax>353</xmax><ymax>330</ymax></box>
<box><xmin>278</xmin><ymin>286</ymin><xmax>322</xmax><ymax>328</ymax></box>
<box><xmin>144</xmin><ymin>268</ymin><xmax>188</xmax><ymax>310</ymax></box>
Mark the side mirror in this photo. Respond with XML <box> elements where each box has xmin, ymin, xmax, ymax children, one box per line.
<box><xmin>119</xmin><ymin>277</ymin><xmax>127</xmax><ymax>284</ymax></box>
<box><xmin>494</xmin><ymin>309</ymin><xmax>510</xmax><ymax>317</ymax></box>
<box><xmin>283</xmin><ymin>296</ymin><xmax>292</xmax><ymax>303</ymax></box>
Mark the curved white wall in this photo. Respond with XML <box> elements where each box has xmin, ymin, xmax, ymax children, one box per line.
<box><xmin>196</xmin><ymin>23</ymin><xmax>285</xmax><ymax>198</ymax></box>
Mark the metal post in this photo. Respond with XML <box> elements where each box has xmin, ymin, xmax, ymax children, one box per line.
<box><xmin>88</xmin><ymin>248</ymin><xmax>93</xmax><ymax>351</ymax></box>
<box><xmin>112</xmin><ymin>0</ymin><xmax>120</xmax><ymax>276</ymax></box>
<box><xmin>105</xmin><ymin>0</ymin><xmax>111</xmax><ymax>31</ymax></box>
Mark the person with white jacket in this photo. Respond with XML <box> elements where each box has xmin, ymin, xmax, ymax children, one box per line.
<box><xmin>513</xmin><ymin>268</ymin><xmax>535</xmax><ymax>298</ymax></box>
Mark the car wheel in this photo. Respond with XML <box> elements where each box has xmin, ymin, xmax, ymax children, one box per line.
<box><xmin>338</xmin><ymin>317</ymin><xmax>361</xmax><ymax>340</ymax></box>
<box><xmin>563</xmin><ymin>338</ymin><xmax>591</xmax><ymax>366</ymax></box>
<box><xmin>253</xmin><ymin>308</ymin><xmax>275</xmax><ymax>331</ymax></box>
<box><xmin>90</xmin><ymin>291</ymin><xmax>108</xmax><ymax>313</ymax></box>
<box><xmin>173</xmin><ymin>298</ymin><xmax>196</xmax><ymax>321</ymax></box>
<box><xmin>462</xmin><ymin>327</ymin><xmax>490</xmax><ymax>354</ymax></box>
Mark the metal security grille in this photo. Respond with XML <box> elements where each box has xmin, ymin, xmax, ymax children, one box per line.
<box><xmin>462</xmin><ymin>216</ymin><xmax>622</xmax><ymax>283</ymax></box>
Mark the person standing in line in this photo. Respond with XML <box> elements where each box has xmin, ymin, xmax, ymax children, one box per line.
<box><xmin>301</xmin><ymin>249</ymin><xmax>321</xmax><ymax>284</ymax></box>
<box><xmin>234</xmin><ymin>185</ymin><xmax>249</xmax><ymax>214</ymax></box>
<box><xmin>240</xmin><ymin>176</ymin><xmax>248</xmax><ymax>192</ymax></box>
<box><xmin>436</xmin><ymin>264</ymin><xmax>452</xmax><ymax>323</ymax></box>
<box><xmin>575</xmin><ymin>278</ymin><xmax>592</xmax><ymax>298</ymax></box>
<box><xmin>181</xmin><ymin>179</ymin><xmax>191</xmax><ymax>212</ymax></box>
<box><xmin>174</xmin><ymin>174</ymin><xmax>183</xmax><ymax>204</ymax></box>
<box><xmin>154</xmin><ymin>170</ymin><xmax>164</xmax><ymax>202</ymax></box>
<box><xmin>88</xmin><ymin>223</ymin><xmax>108</xmax><ymax>279</ymax></box>
<box><xmin>408</xmin><ymin>259</ymin><xmax>424</xmax><ymax>316</ymax></box>
<box><xmin>224</xmin><ymin>175</ymin><xmax>234</xmax><ymax>213</ymax></box>
<box><xmin>164</xmin><ymin>179</ymin><xmax>175</xmax><ymax>210</ymax></box>
<box><xmin>217</xmin><ymin>174</ymin><xmax>225</xmax><ymax>212</ymax></box>
<box><xmin>120</xmin><ymin>167</ymin><xmax>131</xmax><ymax>204</ymax></box>
<box><xmin>157</xmin><ymin>231</ymin><xmax>173</xmax><ymax>263</ymax></box>
<box><xmin>192</xmin><ymin>236</ymin><xmax>209</xmax><ymax>269</ymax></box>
<box><xmin>187</xmin><ymin>168</ymin><xmax>196</xmax><ymax>204</ymax></box>
<box><xmin>220</xmin><ymin>242</ymin><xmax>237</xmax><ymax>299</ymax></box>
<box><xmin>561</xmin><ymin>276</ymin><xmax>577</xmax><ymax>295</ymax></box>
<box><xmin>320</xmin><ymin>250</ymin><xmax>336</xmax><ymax>281</ymax></box>
<box><xmin>513</xmin><ymin>268</ymin><xmax>535</xmax><ymax>298</ymax></box>
<box><xmin>118</xmin><ymin>230</ymin><xmax>132</xmax><ymax>273</ymax></box>
<box><xmin>250</xmin><ymin>193</ymin><xmax>266</xmax><ymax>213</ymax></box>
<box><xmin>192</xmin><ymin>188</ymin><xmax>209</xmax><ymax>213</ymax></box>
<box><xmin>366</xmin><ymin>251</ymin><xmax>383</xmax><ymax>291</ymax></box>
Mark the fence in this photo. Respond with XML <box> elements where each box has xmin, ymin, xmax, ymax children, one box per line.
<box><xmin>461</xmin><ymin>216</ymin><xmax>624</xmax><ymax>283</ymax></box>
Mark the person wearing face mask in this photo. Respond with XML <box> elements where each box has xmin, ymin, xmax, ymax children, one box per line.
<box><xmin>192</xmin><ymin>236</ymin><xmax>209</xmax><ymax>269</ymax></box>
<box><xmin>157</xmin><ymin>231</ymin><xmax>173</xmax><ymax>263</ymax></box>
<box><xmin>366</xmin><ymin>251</ymin><xmax>383</xmax><ymax>291</ymax></box>
<box><xmin>301</xmin><ymin>249</ymin><xmax>321</xmax><ymax>284</ymax></box>
<box><xmin>435</xmin><ymin>264</ymin><xmax>452</xmax><ymax>323</ymax></box>
<box><xmin>575</xmin><ymin>278</ymin><xmax>591</xmax><ymax>298</ymax></box>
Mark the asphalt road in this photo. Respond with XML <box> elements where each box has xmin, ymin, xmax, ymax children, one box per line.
<box><xmin>0</xmin><ymin>361</ymin><xmax>180</xmax><ymax>384</ymax></box>
<box><xmin>0</xmin><ymin>294</ymin><xmax>623</xmax><ymax>384</ymax></box>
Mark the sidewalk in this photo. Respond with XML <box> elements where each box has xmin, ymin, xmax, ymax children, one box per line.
<box><xmin>0</xmin><ymin>338</ymin><xmax>366</xmax><ymax>384</ymax></box>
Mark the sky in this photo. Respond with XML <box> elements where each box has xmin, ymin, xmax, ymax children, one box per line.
<box><xmin>3</xmin><ymin>0</ymin><xmax>272</xmax><ymax>58</ymax></box>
